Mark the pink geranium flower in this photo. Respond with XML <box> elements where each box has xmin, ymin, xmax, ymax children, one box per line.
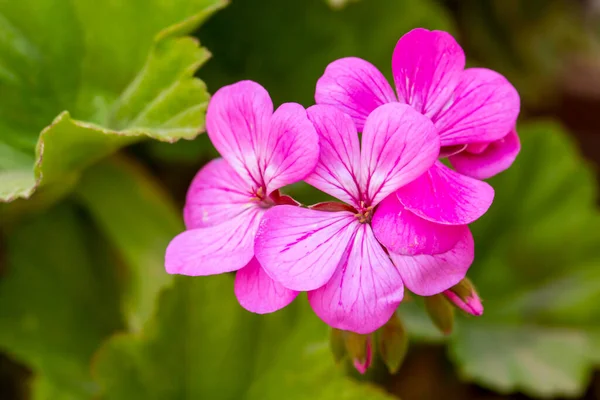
<box><xmin>255</xmin><ymin>103</ymin><xmax>441</xmax><ymax>333</ymax></box>
<box><xmin>315</xmin><ymin>28</ymin><xmax>521</xmax><ymax>225</ymax></box>
<box><xmin>165</xmin><ymin>80</ymin><xmax>319</xmax><ymax>314</ymax></box>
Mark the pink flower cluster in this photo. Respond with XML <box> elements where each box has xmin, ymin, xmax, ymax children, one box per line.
<box><xmin>165</xmin><ymin>29</ymin><xmax>520</xmax><ymax>334</ymax></box>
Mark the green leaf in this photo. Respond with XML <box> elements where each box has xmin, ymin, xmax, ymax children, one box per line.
<box><xmin>442</xmin><ymin>121</ymin><xmax>600</xmax><ymax>397</ymax></box>
<box><xmin>76</xmin><ymin>157</ymin><xmax>183</xmax><ymax>331</ymax></box>
<box><xmin>0</xmin><ymin>0</ymin><xmax>226</xmax><ymax>203</ymax></box>
<box><xmin>0</xmin><ymin>203</ymin><xmax>123</xmax><ymax>399</ymax></box>
<box><xmin>451</xmin><ymin>324</ymin><xmax>592</xmax><ymax>397</ymax></box>
<box><xmin>93</xmin><ymin>276</ymin><xmax>395</xmax><ymax>400</ymax></box>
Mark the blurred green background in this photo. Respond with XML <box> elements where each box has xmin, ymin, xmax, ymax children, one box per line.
<box><xmin>0</xmin><ymin>0</ymin><xmax>599</xmax><ymax>399</ymax></box>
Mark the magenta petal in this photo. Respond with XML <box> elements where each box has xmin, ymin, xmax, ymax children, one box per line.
<box><xmin>262</xmin><ymin>103</ymin><xmax>319</xmax><ymax>193</ymax></box>
<box><xmin>184</xmin><ymin>158</ymin><xmax>253</xmax><ymax>229</ymax></box>
<box><xmin>315</xmin><ymin>57</ymin><xmax>397</xmax><ymax>131</ymax></box>
<box><xmin>389</xmin><ymin>227</ymin><xmax>474</xmax><ymax>296</ymax></box>
<box><xmin>361</xmin><ymin>103</ymin><xmax>439</xmax><ymax>207</ymax></box>
<box><xmin>165</xmin><ymin>209</ymin><xmax>263</xmax><ymax>276</ymax></box>
<box><xmin>255</xmin><ymin>206</ymin><xmax>357</xmax><ymax>291</ymax></box>
<box><xmin>450</xmin><ymin>128</ymin><xmax>521</xmax><ymax>180</ymax></box>
<box><xmin>206</xmin><ymin>80</ymin><xmax>273</xmax><ymax>186</ymax></box>
<box><xmin>305</xmin><ymin>105</ymin><xmax>362</xmax><ymax>206</ymax></box>
<box><xmin>308</xmin><ymin>225</ymin><xmax>404</xmax><ymax>334</ymax></box>
<box><xmin>396</xmin><ymin>161</ymin><xmax>494</xmax><ymax>225</ymax></box>
<box><xmin>234</xmin><ymin>258</ymin><xmax>298</xmax><ymax>314</ymax></box>
<box><xmin>372</xmin><ymin>194</ymin><xmax>463</xmax><ymax>255</ymax></box>
<box><xmin>392</xmin><ymin>28</ymin><xmax>465</xmax><ymax>118</ymax></box>
<box><xmin>435</xmin><ymin>68</ymin><xmax>520</xmax><ymax>146</ymax></box>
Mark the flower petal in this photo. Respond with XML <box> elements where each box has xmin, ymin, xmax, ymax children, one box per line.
<box><xmin>184</xmin><ymin>158</ymin><xmax>253</xmax><ymax>229</ymax></box>
<box><xmin>255</xmin><ymin>205</ymin><xmax>357</xmax><ymax>291</ymax></box>
<box><xmin>392</xmin><ymin>28</ymin><xmax>465</xmax><ymax>118</ymax></box>
<box><xmin>389</xmin><ymin>227</ymin><xmax>474</xmax><ymax>296</ymax></box>
<box><xmin>206</xmin><ymin>80</ymin><xmax>273</xmax><ymax>186</ymax></box>
<box><xmin>262</xmin><ymin>103</ymin><xmax>320</xmax><ymax>193</ymax></box>
<box><xmin>361</xmin><ymin>103</ymin><xmax>440</xmax><ymax>207</ymax></box>
<box><xmin>434</xmin><ymin>68</ymin><xmax>520</xmax><ymax>146</ymax></box>
<box><xmin>396</xmin><ymin>161</ymin><xmax>494</xmax><ymax>225</ymax></box>
<box><xmin>450</xmin><ymin>128</ymin><xmax>521</xmax><ymax>180</ymax></box>
<box><xmin>165</xmin><ymin>209</ymin><xmax>263</xmax><ymax>276</ymax></box>
<box><xmin>308</xmin><ymin>224</ymin><xmax>404</xmax><ymax>334</ymax></box>
<box><xmin>305</xmin><ymin>105</ymin><xmax>362</xmax><ymax>206</ymax></box>
<box><xmin>371</xmin><ymin>194</ymin><xmax>463</xmax><ymax>255</ymax></box>
<box><xmin>234</xmin><ymin>258</ymin><xmax>298</xmax><ymax>314</ymax></box>
<box><xmin>315</xmin><ymin>57</ymin><xmax>396</xmax><ymax>131</ymax></box>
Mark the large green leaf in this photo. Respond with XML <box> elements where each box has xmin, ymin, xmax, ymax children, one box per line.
<box><xmin>93</xmin><ymin>276</ymin><xmax>395</xmax><ymax>400</ymax></box>
<box><xmin>435</xmin><ymin>121</ymin><xmax>600</xmax><ymax>397</ymax></box>
<box><xmin>76</xmin><ymin>158</ymin><xmax>183</xmax><ymax>331</ymax></box>
<box><xmin>0</xmin><ymin>204</ymin><xmax>123</xmax><ymax>399</ymax></box>
<box><xmin>0</xmin><ymin>0</ymin><xmax>226</xmax><ymax>203</ymax></box>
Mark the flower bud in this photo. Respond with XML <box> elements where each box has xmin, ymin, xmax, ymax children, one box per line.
<box><xmin>328</xmin><ymin>329</ymin><xmax>373</xmax><ymax>374</ymax></box>
<box><xmin>424</xmin><ymin>294</ymin><xmax>454</xmax><ymax>335</ymax></box>
<box><xmin>443</xmin><ymin>278</ymin><xmax>484</xmax><ymax>316</ymax></box>
<box><xmin>344</xmin><ymin>331</ymin><xmax>372</xmax><ymax>375</ymax></box>
<box><xmin>377</xmin><ymin>314</ymin><xmax>408</xmax><ymax>374</ymax></box>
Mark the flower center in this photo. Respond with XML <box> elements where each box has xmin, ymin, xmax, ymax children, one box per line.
<box><xmin>250</xmin><ymin>187</ymin><xmax>275</xmax><ymax>209</ymax></box>
<box><xmin>355</xmin><ymin>201</ymin><xmax>373</xmax><ymax>224</ymax></box>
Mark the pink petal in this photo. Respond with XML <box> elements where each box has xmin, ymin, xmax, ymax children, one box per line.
<box><xmin>184</xmin><ymin>158</ymin><xmax>253</xmax><ymax>229</ymax></box>
<box><xmin>305</xmin><ymin>105</ymin><xmax>362</xmax><ymax>207</ymax></box>
<box><xmin>234</xmin><ymin>258</ymin><xmax>298</xmax><ymax>314</ymax></box>
<box><xmin>361</xmin><ymin>103</ymin><xmax>439</xmax><ymax>207</ymax></box>
<box><xmin>262</xmin><ymin>103</ymin><xmax>320</xmax><ymax>193</ymax></box>
<box><xmin>165</xmin><ymin>209</ymin><xmax>263</xmax><ymax>276</ymax></box>
<box><xmin>255</xmin><ymin>206</ymin><xmax>357</xmax><ymax>291</ymax></box>
<box><xmin>450</xmin><ymin>128</ymin><xmax>521</xmax><ymax>180</ymax></box>
<box><xmin>308</xmin><ymin>224</ymin><xmax>404</xmax><ymax>334</ymax></box>
<box><xmin>206</xmin><ymin>80</ymin><xmax>273</xmax><ymax>187</ymax></box>
<box><xmin>315</xmin><ymin>57</ymin><xmax>397</xmax><ymax>131</ymax></box>
<box><xmin>392</xmin><ymin>28</ymin><xmax>465</xmax><ymax>118</ymax></box>
<box><xmin>434</xmin><ymin>68</ymin><xmax>520</xmax><ymax>146</ymax></box>
<box><xmin>396</xmin><ymin>161</ymin><xmax>494</xmax><ymax>225</ymax></box>
<box><xmin>389</xmin><ymin>227</ymin><xmax>474</xmax><ymax>296</ymax></box>
<box><xmin>371</xmin><ymin>194</ymin><xmax>463</xmax><ymax>255</ymax></box>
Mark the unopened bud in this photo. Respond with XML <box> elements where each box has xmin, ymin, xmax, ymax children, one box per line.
<box><xmin>377</xmin><ymin>314</ymin><xmax>408</xmax><ymax>374</ymax></box>
<box><xmin>329</xmin><ymin>328</ymin><xmax>346</xmax><ymax>363</ymax></box>
<box><xmin>344</xmin><ymin>331</ymin><xmax>372</xmax><ymax>375</ymax></box>
<box><xmin>443</xmin><ymin>278</ymin><xmax>484</xmax><ymax>316</ymax></box>
<box><xmin>424</xmin><ymin>294</ymin><xmax>454</xmax><ymax>335</ymax></box>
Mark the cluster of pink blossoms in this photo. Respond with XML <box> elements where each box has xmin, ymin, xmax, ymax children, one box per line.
<box><xmin>165</xmin><ymin>29</ymin><xmax>520</xmax><ymax>335</ymax></box>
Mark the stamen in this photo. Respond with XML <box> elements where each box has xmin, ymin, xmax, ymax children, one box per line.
<box><xmin>354</xmin><ymin>205</ymin><xmax>374</xmax><ymax>224</ymax></box>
